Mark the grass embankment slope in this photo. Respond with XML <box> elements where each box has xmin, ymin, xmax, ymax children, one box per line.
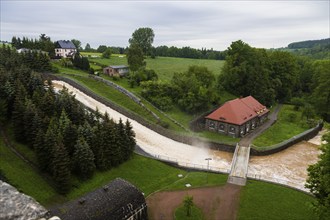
<box><xmin>53</xmin><ymin>57</ymin><xmax>239</xmax><ymax>144</ymax></box>
<box><xmin>253</xmin><ymin>104</ymin><xmax>310</xmax><ymax>147</ymax></box>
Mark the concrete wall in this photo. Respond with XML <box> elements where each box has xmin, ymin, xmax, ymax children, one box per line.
<box><xmin>250</xmin><ymin>122</ymin><xmax>323</xmax><ymax>156</ymax></box>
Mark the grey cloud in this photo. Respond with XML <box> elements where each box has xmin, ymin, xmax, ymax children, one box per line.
<box><xmin>1</xmin><ymin>1</ymin><xmax>328</xmax><ymax>50</ymax></box>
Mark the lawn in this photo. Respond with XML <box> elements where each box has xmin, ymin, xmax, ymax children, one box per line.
<box><xmin>238</xmin><ymin>180</ymin><xmax>317</xmax><ymax>220</ymax></box>
<box><xmin>252</xmin><ymin>104</ymin><xmax>309</xmax><ymax>147</ymax></box>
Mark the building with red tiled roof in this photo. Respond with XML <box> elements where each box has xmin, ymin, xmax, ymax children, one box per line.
<box><xmin>205</xmin><ymin>96</ymin><xmax>269</xmax><ymax>137</ymax></box>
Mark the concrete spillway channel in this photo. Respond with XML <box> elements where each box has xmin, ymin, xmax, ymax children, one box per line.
<box><xmin>228</xmin><ymin>144</ymin><xmax>251</xmax><ymax>186</ymax></box>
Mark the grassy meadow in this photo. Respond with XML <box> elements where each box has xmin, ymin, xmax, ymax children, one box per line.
<box><xmin>84</xmin><ymin>53</ymin><xmax>225</xmax><ymax>81</ymax></box>
<box><xmin>253</xmin><ymin>105</ymin><xmax>310</xmax><ymax>147</ymax></box>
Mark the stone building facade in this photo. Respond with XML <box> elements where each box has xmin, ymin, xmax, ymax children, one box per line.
<box><xmin>205</xmin><ymin>96</ymin><xmax>269</xmax><ymax>138</ymax></box>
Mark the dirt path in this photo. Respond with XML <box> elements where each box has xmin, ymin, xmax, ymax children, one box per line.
<box><xmin>147</xmin><ymin>184</ymin><xmax>241</xmax><ymax>220</ymax></box>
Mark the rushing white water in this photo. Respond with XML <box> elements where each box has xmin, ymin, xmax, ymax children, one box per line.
<box><xmin>52</xmin><ymin>80</ymin><xmax>232</xmax><ymax>170</ymax></box>
<box><xmin>52</xmin><ymin>80</ymin><xmax>323</xmax><ymax>191</ymax></box>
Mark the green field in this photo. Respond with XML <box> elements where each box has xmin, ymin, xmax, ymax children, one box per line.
<box><xmin>87</xmin><ymin>54</ymin><xmax>225</xmax><ymax>81</ymax></box>
<box><xmin>238</xmin><ymin>180</ymin><xmax>317</xmax><ymax>220</ymax></box>
<box><xmin>253</xmin><ymin>105</ymin><xmax>309</xmax><ymax>147</ymax></box>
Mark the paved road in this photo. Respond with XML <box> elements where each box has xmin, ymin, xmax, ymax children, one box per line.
<box><xmin>239</xmin><ymin>104</ymin><xmax>282</xmax><ymax>147</ymax></box>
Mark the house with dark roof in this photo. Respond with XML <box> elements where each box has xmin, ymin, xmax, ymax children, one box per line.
<box><xmin>49</xmin><ymin>178</ymin><xmax>147</xmax><ymax>220</ymax></box>
<box><xmin>55</xmin><ymin>40</ymin><xmax>77</xmax><ymax>58</ymax></box>
<box><xmin>103</xmin><ymin>65</ymin><xmax>129</xmax><ymax>77</ymax></box>
<box><xmin>205</xmin><ymin>96</ymin><xmax>269</xmax><ymax>137</ymax></box>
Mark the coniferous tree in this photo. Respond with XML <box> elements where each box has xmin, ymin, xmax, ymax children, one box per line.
<box><xmin>72</xmin><ymin>137</ymin><xmax>96</xmax><ymax>179</ymax></box>
<box><xmin>78</xmin><ymin>121</ymin><xmax>95</xmax><ymax>147</ymax></box>
<box><xmin>124</xmin><ymin>119</ymin><xmax>136</xmax><ymax>160</ymax></box>
<box><xmin>51</xmin><ymin>137</ymin><xmax>71</xmax><ymax>194</ymax></box>
<box><xmin>23</xmin><ymin>99</ymin><xmax>38</xmax><ymax>146</ymax></box>
<box><xmin>92</xmin><ymin>120</ymin><xmax>106</xmax><ymax>170</ymax></box>
<box><xmin>12</xmin><ymin>81</ymin><xmax>27</xmax><ymax>142</ymax></box>
<box><xmin>34</xmin><ymin>128</ymin><xmax>49</xmax><ymax>171</ymax></box>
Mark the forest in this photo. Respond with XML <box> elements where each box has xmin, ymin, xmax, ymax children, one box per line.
<box><xmin>0</xmin><ymin>46</ymin><xmax>136</xmax><ymax>194</ymax></box>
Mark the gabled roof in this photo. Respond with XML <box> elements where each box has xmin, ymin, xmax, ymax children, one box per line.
<box><xmin>107</xmin><ymin>65</ymin><xmax>129</xmax><ymax>69</ymax></box>
<box><xmin>56</xmin><ymin>40</ymin><xmax>76</xmax><ymax>49</ymax></box>
<box><xmin>49</xmin><ymin>178</ymin><xmax>145</xmax><ymax>220</ymax></box>
<box><xmin>205</xmin><ymin>96</ymin><xmax>269</xmax><ymax>125</ymax></box>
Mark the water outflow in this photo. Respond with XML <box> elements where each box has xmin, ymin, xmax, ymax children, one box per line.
<box><xmin>52</xmin><ymin>80</ymin><xmax>322</xmax><ymax>191</ymax></box>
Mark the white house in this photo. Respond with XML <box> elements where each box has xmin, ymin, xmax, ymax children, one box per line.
<box><xmin>55</xmin><ymin>40</ymin><xmax>76</xmax><ymax>58</ymax></box>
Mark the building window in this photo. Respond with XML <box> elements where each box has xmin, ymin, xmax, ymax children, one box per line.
<box><xmin>219</xmin><ymin>124</ymin><xmax>225</xmax><ymax>131</ymax></box>
<box><xmin>229</xmin><ymin>126</ymin><xmax>235</xmax><ymax>133</ymax></box>
<box><xmin>209</xmin><ymin>122</ymin><xmax>215</xmax><ymax>129</ymax></box>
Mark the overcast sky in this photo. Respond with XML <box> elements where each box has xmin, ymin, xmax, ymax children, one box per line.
<box><xmin>1</xmin><ymin>0</ymin><xmax>329</xmax><ymax>50</ymax></box>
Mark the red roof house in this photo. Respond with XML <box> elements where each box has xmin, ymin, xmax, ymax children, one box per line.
<box><xmin>205</xmin><ymin>96</ymin><xmax>269</xmax><ymax>137</ymax></box>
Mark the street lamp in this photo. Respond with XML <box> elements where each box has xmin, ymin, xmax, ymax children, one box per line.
<box><xmin>205</xmin><ymin>158</ymin><xmax>212</xmax><ymax>184</ymax></box>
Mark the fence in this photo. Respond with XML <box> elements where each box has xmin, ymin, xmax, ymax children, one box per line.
<box><xmin>246</xmin><ymin>172</ymin><xmax>312</xmax><ymax>194</ymax></box>
<box><xmin>90</xmin><ymin>75</ymin><xmax>189</xmax><ymax>132</ymax></box>
<box><xmin>250</xmin><ymin>122</ymin><xmax>323</xmax><ymax>156</ymax></box>
<box><xmin>136</xmin><ymin>151</ymin><xmax>230</xmax><ymax>174</ymax></box>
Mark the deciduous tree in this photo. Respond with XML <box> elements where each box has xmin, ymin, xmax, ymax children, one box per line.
<box><xmin>129</xmin><ymin>27</ymin><xmax>155</xmax><ymax>55</ymax></box>
<box><xmin>306</xmin><ymin>133</ymin><xmax>330</xmax><ymax>219</ymax></box>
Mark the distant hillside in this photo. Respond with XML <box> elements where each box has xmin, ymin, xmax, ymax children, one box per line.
<box><xmin>288</xmin><ymin>38</ymin><xmax>329</xmax><ymax>49</ymax></box>
<box><xmin>278</xmin><ymin>38</ymin><xmax>330</xmax><ymax>60</ymax></box>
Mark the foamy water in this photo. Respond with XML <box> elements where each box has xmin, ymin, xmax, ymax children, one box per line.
<box><xmin>53</xmin><ymin>80</ymin><xmax>323</xmax><ymax>191</ymax></box>
<box><xmin>52</xmin><ymin>81</ymin><xmax>232</xmax><ymax>170</ymax></box>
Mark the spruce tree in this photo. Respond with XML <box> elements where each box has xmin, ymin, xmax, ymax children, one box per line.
<box><xmin>12</xmin><ymin>81</ymin><xmax>27</xmax><ymax>142</ymax></box>
<box><xmin>51</xmin><ymin>138</ymin><xmax>71</xmax><ymax>194</ymax></box>
<box><xmin>34</xmin><ymin>129</ymin><xmax>49</xmax><ymax>171</ymax></box>
<box><xmin>124</xmin><ymin>119</ymin><xmax>136</xmax><ymax>160</ymax></box>
<box><xmin>72</xmin><ymin>137</ymin><xmax>96</xmax><ymax>179</ymax></box>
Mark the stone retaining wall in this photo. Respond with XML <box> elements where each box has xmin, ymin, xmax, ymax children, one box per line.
<box><xmin>250</xmin><ymin>122</ymin><xmax>323</xmax><ymax>156</ymax></box>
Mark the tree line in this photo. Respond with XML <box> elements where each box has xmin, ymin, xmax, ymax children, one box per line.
<box><xmin>218</xmin><ymin>40</ymin><xmax>330</xmax><ymax>122</ymax></box>
<box><xmin>0</xmin><ymin>46</ymin><xmax>136</xmax><ymax>194</ymax></box>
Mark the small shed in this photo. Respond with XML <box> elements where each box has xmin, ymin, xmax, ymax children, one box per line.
<box><xmin>49</xmin><ymin>178</ymin><xmax>148</xmax><ymax>220</ymax></box>
<box><xmin>103</xmin><ymin>65</ymin><xmax>129</xmax><ymax>77</ymax></box>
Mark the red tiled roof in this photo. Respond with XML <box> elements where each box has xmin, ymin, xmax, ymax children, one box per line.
<box><xmin>205</xmin><ymin>96</ymin><xmax>269</xmax><ymax>125</ymax></box>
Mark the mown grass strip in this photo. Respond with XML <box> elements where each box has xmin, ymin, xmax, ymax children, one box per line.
<box><xmin>238</xmin><ymin>180</ymin><xmax>316</xmax><ymax>220</ymax></box>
